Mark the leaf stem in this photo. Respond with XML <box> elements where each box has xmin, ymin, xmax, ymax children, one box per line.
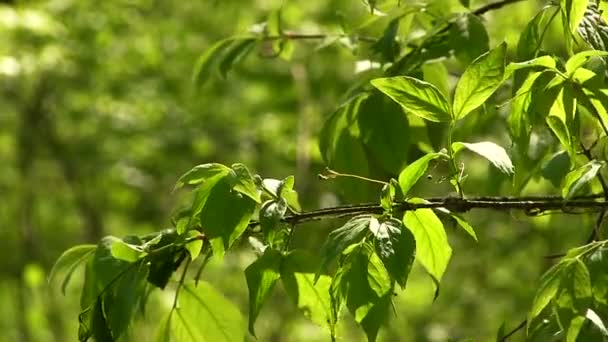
<box><xmin>172</xmin><ymin>257</ymin><xmax>192</xmax><ymax>310</ymax></box>
<box><xmin>447</xmin><ymin>121</ymin><xmax>464</xmax><ymax>198</ymax></box>
<box><xmin>319</xmin><ymin>167</ymin><xmax>388</xmax><ymax>186</ymax></box>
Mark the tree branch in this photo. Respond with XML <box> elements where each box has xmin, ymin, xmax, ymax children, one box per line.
<box><xmin>247</xmin><ymin>194</ymin><xmax>608</xmax><ymax>227</ymax></box>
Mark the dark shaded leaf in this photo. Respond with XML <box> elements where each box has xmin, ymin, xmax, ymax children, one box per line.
<box><xmin>199</xmin><ymin>177</ymin><xmax>257</xmax><ymax>257</ymax></box>
<box><xmin>48</xmin><ymin>244</ymin><xmax>96</xmax><ymax>295</ymax></box>
<box><xmin>369</xmin><ymin>217</ymin><xmax>415</xmax><ymax>288</ymax></box>
<box><xmin>318</xmin><ymin>215</ymin><xmax>372</xmax><ymax>278</ymax></box>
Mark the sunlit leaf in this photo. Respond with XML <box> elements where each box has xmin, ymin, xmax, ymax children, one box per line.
<box><xmin>398</xmin><ymin>152</ymin><xmax>445</xmax><ymax>195</ymax></box>
<box><xmin>562</xmin><ymin>0</ymin><xmax>589</xmax><ymax>35</ymax></box>
<box><xmin>281</xmin><ymin>250</ymin><xmax>333</xmax><ymax>331</ymax></box>
<box><xmin>371</xmin><ymin>76</ymin><xmax>452</xmax><ymax>122</ymax></box>
<box><xmin>528</xmin><ymin>261</ymin><xmax>567</xmax><ymax>324</ymax></box>
<box><xmin>565</xmin><ymin>50</ymin><xmax>608</xmax><ymax>76</ymax></box>
<box><xmin>174</xmin><ymin>163</ymin><xmax>230</xmax><ymax>190</ymax></box>
<box><xmin>505</xmin><ymin>56</ymin><xmax>557</xmax><ymax>79</ymax></box>
<box><xmin>185</xmin><ymin>230</ymin><xmax>203</xmax><ymax>260</ymax></box>
<box><xmin>403</xmin><ymin>204</ymin><xmax>452</xmax><ymax>284</ymax></box>
<box><xmin>453</xmin><ymin>42</ymin><xmax>507</xmax><ymax>120</ymax></box>
<box><xmin>561</xmin><ymin>160</ymin><xmax>603</xmax><ymax>199</ymax></box>
<box><xmin>452</xmin><ymin>141</ymin><xmax>514</xmax><ymax>174</ymax></box>
<box><xmin>110</xmin><ymin>238</ymin><xmax>144</xmax><ymax>263</ymax></box>
<box><xmin>586</xmin><ymin>308</ymin><xmax>608</xmax><ymax>336</ymax></box>
<box><xmin>229</xmin><ymin>163</ymin><xmax>261</xmax><ymax>203</ymax></box>
<box><xmin>245</xmin><ymin>248</ymin><xmax>282</xmax><ymax>335</ymax></box>
<box><xmin>156</xmin><ymin>282</ymin><xmax>245</xmax><ymax>342</ymax></box>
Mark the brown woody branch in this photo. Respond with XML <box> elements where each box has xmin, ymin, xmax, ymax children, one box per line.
<box><xmin>248</xmin><ymin>194</ymin><xmax>608</xmax><ymax>227</ymax></box>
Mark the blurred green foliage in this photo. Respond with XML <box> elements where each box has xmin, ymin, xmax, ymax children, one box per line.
<box><xmin>3</xmin><ymin>0</ymin><xmax>608</xmax><ymax>341</ymax></box>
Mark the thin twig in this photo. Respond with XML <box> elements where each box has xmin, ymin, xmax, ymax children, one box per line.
<box><xmin>172</xmin><ymin>257</ymin><xmax>192</xmax><ymax>310</ymax></box>
<box><xmin>498</xmin><ymin>319</ymin><xmax>527</xmax><ymax>341</ymax></box>
<box><xmin>472</xmin><ymin>0</ymin><xmax>526</xmax><ymax>16</ymax></box>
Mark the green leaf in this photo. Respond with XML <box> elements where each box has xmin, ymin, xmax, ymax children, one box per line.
<box><xmin>380</xmin><ymin>183</ymin><xmax>395</xmax><ymax>211</ymax></box>
<box><xmin>280</xmin><ymin>250</ymin><xmax>333</xmax><ymax>331</ymax></box>
<box><xmin>547</xmin><ymin>85</ymin><xmax>578</xmax><ymax>156</ymax></box>
<box><xmin>198</xmin><ymin>177</ymin><xmax>257</xmax><ymax>257</ymax></box>
<box><xmin>587</xmin><ymin>247</ymin><xmax>608</xmax><ymax>306</ymax></box>
<box><xmin>398</xmin><ymin>152</ymin><xmax>445</xmax><ymax>196</ymax></box>
<box><xmin>278</xmin><ymin>176</ymin><xmax>301</xmax><ymax>212</ymax></box>
<box><xmin>245</xmin><ymin>248</ymin><xmax>282</xmax><ymax>336</ymax></box>
<box><xmin>318</xmin><ymin>215</ymin><xmax>372</xmax><ymax>278</ymax></box>
<box><xmin>218</xmin><ymin>38</ymin><xmax>257</xmax><ymax>78</ymax></box>
<box><xmin>450</xmin><ymin>212</ymin><xmax>477</xmax><ymax>241</ymax></box>
<box><xmin>104</xmin><ymin>263</ymin><xmax>148</xmax><ymax>340</ymax></box>
<box><xmin>371</xmin><ymin>18</ymin><xmax>400</xmax><ymax>63</ymax></box>
<box><xmin>371</xmin><ymin>76</ymin><xmax>452</xmax><ymax>122</ymax></box>
<box><xmin>259</xmin><ymin>199</ymin><xmax>288</xmax><ymax>240</ymax></box>
<box><xmin>453</xmin><ymin>42</ymin><xmax>507</xmax><ymax>120</ymax></box>
<box><xmin>110</xmin><ymin>238</ymin><xmax>144</xmax><ymax>262</ymax></box>
<box><xmin>541</xmin><ymin>150</ymin><xmax>571</xmax><ymax>188</ymax></box>
<box><xmin>573</xmin><ymin>68</ymin><xmax>608</xmax><ymax>132</ymax></box>
<box><xmin>586</xmin><ymin>308</ymin><xmax>608</xmax><ymax>336</ymax></box>
<box><xmin>449</xmin><ymin>13</ymin><xmax>489</xmax><ymax>66</ymax></box>
<box><xmin>319</xmin><ymin>94</ymin><xmax>374</xmax><ymax>202</ymax></box>
<box><xmin>189</xmin><ymin>172</ymin><xmax>229</xmax><ymax>219</ymax></box>
<box><xmin>422</xmin><ymin>62</ymin><xmax>450</xmax><ymax>99</ymax></box>
<box><xmin>403</xmin><ymin>205</ymin><xmax>452</xmax><ymax>284</ymax></box>
<box><xmin>174</xmin><ymin>163</ymin><xmax>230</xmax><ymax>190</ymax></box>
<box><xmin>566</xmin><ymin>315</ymin><xmax>586</xmax><ymax>342</ymax></box>
<box><xmin>517</xmin><ymin>7</ymin><xmax>557</xmax><ymax>60</ymax></box>
<box><xmin>80</xmin><ymin>237</ymin><xmax>134</xmax><ymax>309</ymax></box>
<box><xmin>565</xmin><ymin>50</ymin><xmax>608</xmax><ymax>76</ymax></box>
<box><xmin>229</xmin><ymin>163</ymin><xmax>261</xmax><ymax>203</ymax></box>
<box><xmin>561</xmin><ymin>160</ymin><xmax>603</xmax><ymax>199</ymax></box>
<box><xmin>48</xmin><ymin>244</ymin><xmax>96</xmax><ymax>295</ymax></box>
<box><xmin>185</xmin><ymin>230</ymin><xmax>203</xmax><ymax>260</ymax></box>
<box><xmin>562</xmin><ymin>0</ymin><xmax>589</xmax><ymax>35</ymax></box>
<box><xmin>192</xmin><ymin>36</ymin><xmax>254</xmax><ymax>87</ymax></box>
<box><xmin>505</xmin><ymin>56</ymin><xmax>557</xmax><ymax>78</ymax></box>
<box><xmin>145</xmin><ymin>231</ymin><xmax>182</xmax><ymax>289</ymax></box>
<box><xmin>452</xmin><ymin>141</ymin><xmax>514</xmax><ymax>174</ymax></box>
<box><xmin>369</xmin><ymin>217</ymin><xmax>416</xmax><ymax>288</ymax></box>
<box><xmin>329</xmin><ymin>244</ymin><xmax>392</xmax><ymax>342</ymax></box>
<box><xmin>79</xmin><ymin>298</ymin><xmax>112</xmax><ymax>342</ymax></box>
<box><xmin>509</xmin><ymin>71</ymin><xmax>556</xmax><ymax>156</ymax></box>
<box><xmin>528</xmin><ymin>262</ymin><xmax>566</xmax><ymax>324</ymax></box>
<box><xmin>458</xmin><ymin>0</ymin><xmax>470</xmax><ymax>7</ymax></box>
<box><xmin>156</xmin><ymin>282</ymin><xmax>245</xmax><ymax>342</ymax></box>
<box><xmin>358</xmin><ymin>92</ymin><xmax>411</xmax><ymax>173</ymax></box>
